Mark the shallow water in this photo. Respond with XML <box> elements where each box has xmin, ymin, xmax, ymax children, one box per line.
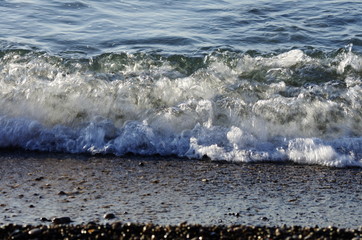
<box><xmin>0</xmin><ymin>0</ymin><xmax>362</xmax><ymax>167</ymax></box>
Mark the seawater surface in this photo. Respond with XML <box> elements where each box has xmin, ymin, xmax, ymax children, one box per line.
<box><xmin>1</xmin><ymin>0</ymin><xmax>362</xmax><ymax>167</ymax></box>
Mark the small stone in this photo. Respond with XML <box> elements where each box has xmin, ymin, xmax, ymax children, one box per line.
<box><xmin>28</xmin><ymin>228</ymin><xmax>42</xmax><ymax>236</ymax></box>
<box><xmin>104</xmin><ymin>213</ymin><xmax>116</xmax><ymax>219</ymax></box>
<box><xmin>52</xmin><ymin>217</ymin><xmax>72</xmax><ymax>224</ymax></box>
<box><xmin>34</xmin><ymin>177</ymin><xmax>44</xmax><ymax>181</ymax></box>
<box><xmin>10</xmin><ymin>230</ymin><xmax>27</xmax><ymax>240</ymax></box>
<box><xmin>111</xmin><ymin>222</ymin><xmax>122</xmax><ymax>230</ymax></box>
<box><xmin>305</xmin><ymin>232</ymin><xmax>315</xmax><ymax>239</ymax></box>
<box><xmin>58</xmin><ymin>191</ymin><xmax>67</xmax><ymax>196</ymax></box>
<box><xmin>87</xmin><ymin>221</ymin><xmax>97</xmax><ymax>227</ymax></box>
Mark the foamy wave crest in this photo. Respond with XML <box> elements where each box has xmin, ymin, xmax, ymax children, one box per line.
<box><xmin>0</xmin><ymin>48</ymin><xmax>362</xmax><ymax>167</ymax></box>
<box><xmin>1</xmin><ymin>115</ymin><xmax>361</xmax><ymax>167</ymax></box>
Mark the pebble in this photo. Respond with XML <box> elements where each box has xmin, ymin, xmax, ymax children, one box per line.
<box><xmin>40</xmin><ymin>217</ymin><xmax>50</xmax><ymax>222</ymax></box>
<box><xmin>9</xmin><ymin>230</ymin><xmax>27</xmax><ymax>240</ymax></box>
<box><xmin>227</xmin><ymin>212</ymin><xmax>240</xmax><ymax>217</ymax></box>
<box><xmin>52</xmin><ymin>217</ymin><xmax>72</xmax><ymax>224</ymax></box>
<box><xmin>0</xmin><ymin>223</ymin><xmax>361</xmax><ymax>239</ymax></box>
<box><xmin>28</xmin><ymin>228</ymin><xmax>42</xmax><ymax>236</ymax></box>
<box><xmin>34</xmin><ymin>177</ymin><xmax>44</xmax><ymax>181</ymax></box>
<box><xmin>103</xmin><ymin>213</ymin><xmax>116</xmax><ymax>219</ymax></box>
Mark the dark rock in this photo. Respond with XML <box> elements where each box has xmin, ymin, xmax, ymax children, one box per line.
<box><xmin>28</xmin><ymin>228</ymin><xmax>42</xmax><ymax>236</ymax></box>
<box><xmin>0</xmin><ymin>223</ymin><xmax>361</xmax><ymax>240</ymax></box>
<box><xmin>86</xmin><ymin>221</ymin><xmax>97</xmax><ymax>227</ymax></box>
<box><xmin>103</xmin><ymin>213</ymin><xmax>116</xmax><ymax>219</ymax></box>
<box><xmin>58</xmin><ymin>191</ymin><xmax>67</xmax><ymax>196</ymax></box>
<box><xmin>111</xmin><ymin>222</ymin><xmax>122</xmax><ymax>230</ymax></box>
<box><xmin>10</xmin><ymin>229</ymin><xmax>27</xmax><ymax>240</ymax></box>
<box><xmin>52</xmin><ymin>217</ymin><xmax>72</xmax><ymax>224</ymax></box>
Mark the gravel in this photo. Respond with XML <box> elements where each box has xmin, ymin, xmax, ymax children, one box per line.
<box><xmin>1</xmin><ymin>222</ymin><xmax>361</xmax><ymax>240</ymax></box>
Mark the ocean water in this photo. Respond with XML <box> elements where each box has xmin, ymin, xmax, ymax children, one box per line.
<box><xmin>1</xmin><ymin>0</ymin><xmax>362</xmax><ymax>167</ymax></box>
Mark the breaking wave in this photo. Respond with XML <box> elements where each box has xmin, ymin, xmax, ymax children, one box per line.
<box><xmin>0</xmin><ymin>46</ymin><xmax>362</xmax><ymax>167</ymax></box>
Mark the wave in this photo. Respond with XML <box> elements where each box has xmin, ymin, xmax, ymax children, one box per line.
<box><xmin>0</xmin><ymin>46</ymin><xmax>361</xmax><ymax>167</ymax></box>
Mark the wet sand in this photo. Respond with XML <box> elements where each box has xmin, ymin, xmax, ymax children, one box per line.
<box><xmin>0</xmin><ymin>150</ymin><xmax>361</xmax><ymax>231</ymax></box>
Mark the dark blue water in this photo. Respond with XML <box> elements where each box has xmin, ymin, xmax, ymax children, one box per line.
<box><xmin>1</xmin><ymin>0</ymin><xmax>362</xmax><ymax>55</ymax></box>
<box><xmin>1</xmin><ymin>0</ymin><xmax>362</xmax><ymax>167</ymax></box>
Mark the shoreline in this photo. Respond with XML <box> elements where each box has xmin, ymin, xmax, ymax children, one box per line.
<box><xmin>0</xmin><ymin>150</ymin><xmax>361</xmax><ymax>234</ymax></box>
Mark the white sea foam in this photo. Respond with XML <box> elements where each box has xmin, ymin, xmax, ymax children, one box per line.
<box><xmin>0</xmin><ymin>49</ymin><xmax>362</xmax><ymax>167</ymax></box>
<box><xmin>287</xmin><ymin>138</ymin><xmax>360</xmax><ymax>167</ymax></box>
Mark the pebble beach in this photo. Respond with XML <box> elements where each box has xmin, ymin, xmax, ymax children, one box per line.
<box><xmin>0</xmin><ymin>150</ymin><xmax>361</xmax><ymax>239</ymax></box>
<box><xmin>2</xmin><ymin>222</ymin><xmax>362</xmax><ymax>239</ymax></box>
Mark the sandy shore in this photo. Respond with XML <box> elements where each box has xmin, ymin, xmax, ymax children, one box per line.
<box><xmin>0</xmin><ymin>150</ymin><xmax>361</xmax><ymax>234</ymax></box>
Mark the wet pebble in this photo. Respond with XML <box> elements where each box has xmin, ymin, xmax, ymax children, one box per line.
<box><xmin>9</xmin><ymin>230</ymin><xmax>27</xmax><ymax>240</ymax></box>
<box><xmin>39</xmin><ymin>218</ymin><xmax>48</xmax><ymax>223</ymax></box>
<box><xmin>227</xmin><ymin>212</ymin><xmax>240</xmax><ymax>217</ymax></box>
<box><xmin>103</xmin><ymin>213</ymin><xmax>116</xmax><ymax>219</ymax></box>
<box><xmin>52</xmin><ymin>217</ymin><xmax>72</xmax><ymax>224</ymax></box>
<box><xmin>34</xmin><ymin>177</ymin><xmax>44</xmax><ymax>181</ymax></box>
<box><xmin>0</xmin><ymin>223</ymin><xmax>361</xmax><ymax>240</ymax></box>
<box><xmin>28</xmin><ymin>228</ymin><xmax>42</xmax><ymax>236</ymax></box>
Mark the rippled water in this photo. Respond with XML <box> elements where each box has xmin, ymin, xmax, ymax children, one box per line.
<box><xmin>1</xmin><ymin>0</ymin><xmax>362</xmax><ymax>167</ymax></box>
<box><xmin>1</xmin><ymin>0</ymin><xmax>362</xmax><ymax>55</ymax></box>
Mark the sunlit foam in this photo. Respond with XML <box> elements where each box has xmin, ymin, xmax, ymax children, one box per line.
<box><xmin>0</xmin><ymin>49</ymin><xmax>362</xmax><ymax>167</ymax></box>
